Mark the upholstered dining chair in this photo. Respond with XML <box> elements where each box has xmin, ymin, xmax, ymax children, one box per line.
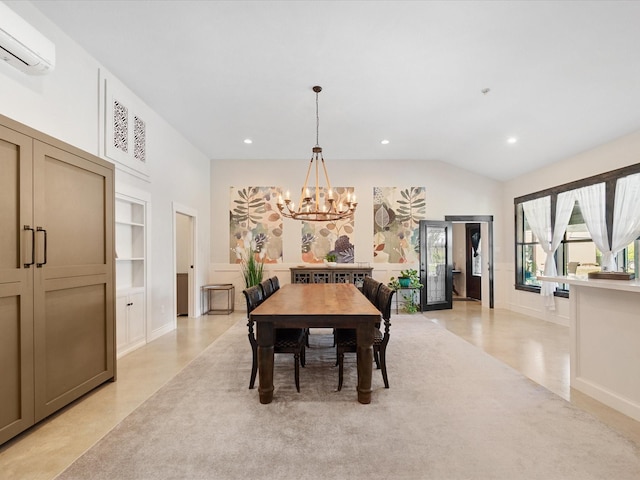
<box><xmin>335</xmin><ymin>283</ymin><xmax>395</xmax><ymax>391</ymax></box>
<box><xmin>243</xmin><ymin>285</ymin><xmax>306</xmax><ymax>392</ymax></box>
<box><xmin>270</xmin><ymin>275</ymin><xmax>280</xmax><ymax>291</ymax></box>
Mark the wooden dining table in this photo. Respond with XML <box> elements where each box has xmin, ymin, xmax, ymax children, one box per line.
<box><xmin>250</xmin><ymin>283</ymin><xmax>381</xmax><ymax>404</ymax></box>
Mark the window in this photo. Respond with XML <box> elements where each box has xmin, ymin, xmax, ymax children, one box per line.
<box><xmin>560</xmin><ymin>202</ymin><xmax>600</xmax><ymax>272</ymax></box>
<box><xmin>514</xmin><ymin>164</ymin><xmax>640</xmax><ymax>295</ymax></box>
<box><xmin>515</xmin><ymin>203</ymin><xmax>544</xmax><ymax>289</ymax></box>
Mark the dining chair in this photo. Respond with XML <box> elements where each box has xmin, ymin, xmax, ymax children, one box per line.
<box><xmin>260</xmin><ymin>278</ymin><xmax>275</xmax><ymax>299</ymax></box>
<box><xmin>332</xmin><ymin>277</ymin><xmax>379</xmax><ymax>353</ymax></box>
<box><xmin>362</xmin><ymin>276</ymin><xmax>381</xmax><ymax>305</ymax></box>
<box><xmin>243</xmin><ymin>285</ymin><xmax>306</xmax><ymax>392</ymax></box>
<box><xmin>335</xmin><ymin>283</ymin><xmax>395</xmax><ymax>391</ymax></box>
<box><xmin>270</xmin><ymin>275</ymin><xmax>280</xmax><ymax>291</ymax></box>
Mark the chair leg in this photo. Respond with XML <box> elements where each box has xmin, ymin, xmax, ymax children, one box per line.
<box><xmin>294</xmin><ymin>352</ymin><xmax>301</xmax><ymax>393</ymax></box>
<box><xmin>380</xmin><ymin>347</ymin><xmax>389</xmax><ymax>388</ymax></box>
<box><xmin>373</xmin><ymin>349</ymin><xmax>381</xmax><ymax>369</ymax></box>
<box><xmin>337</xmin><ymin>351</ymin><xmax>345</xmax><ymax>391</ymax></box>
<box><xmin>301</xmin><ymin>345</ymin><xmax>306</xmax><ymax>367</ymax></box>
<box><xmin>249</xmin><ymin>346</ymin><xmax>258</xmax><ymax>390</ymax></box>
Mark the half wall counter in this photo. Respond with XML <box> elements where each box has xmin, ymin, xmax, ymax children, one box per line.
<box><xmin>539</xmin><ymin>274</ymin><xmax>640</xmax><ymax>421</ymax></box>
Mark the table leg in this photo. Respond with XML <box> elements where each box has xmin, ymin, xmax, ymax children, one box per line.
<box><xmin>257</xmin><ymin>322</ymin><xmax>275</xmax><ymax>404</ymax></box>
<box><xmin>356</xmin><ymin>321</ymin><xmax>374</xmax><ymax>404</ymax></box>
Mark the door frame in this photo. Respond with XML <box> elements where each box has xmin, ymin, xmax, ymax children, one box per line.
<box><xmin>445</xmin><ymin>215</ymin><xmax>494</xmax><ymax>308</ymax></box>
<box><xmin>172</xmin><ymin>202</ymin><xmax>198</xmax><ymax>319</ymax></box>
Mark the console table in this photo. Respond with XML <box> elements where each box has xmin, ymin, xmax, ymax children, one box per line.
<box><xmin>290</xmin><ymin>266</ymin><xmax>373</xmax><ymax>289</ymax></box>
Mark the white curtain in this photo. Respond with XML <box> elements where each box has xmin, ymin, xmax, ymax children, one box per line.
<box><xmin>522</xmin><ymin>192</ymin><xmax>574</xmax><ymax>309</ymax></box>
<box><xmin>611</xmin><ymin>173</ymin><xmax>640</xmax><ymax>263</ymax></box>
<box><xmin>574</xmin><ymin>183</ymin><xmax>613</xmax><ymax>270</ymax></box>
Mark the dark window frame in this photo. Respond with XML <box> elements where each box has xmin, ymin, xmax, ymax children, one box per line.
<box><xmin>514</xmin><ymin>162</ymin><xmax>640</xmax><ymax>295</ymax></box>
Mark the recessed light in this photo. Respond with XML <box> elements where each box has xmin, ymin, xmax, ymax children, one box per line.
<box><xmin>244</xmin><ymin>138</ymin><xmax>253</xmax><ymax>144</ymax></box>
<box><xmin>507</xmin><ymin>137</ymin><xmax>517</xmax><ymax>144</ymax></box>
<box><xmin>381</xmin><ymin>139</ymin><xmax>390</xmax><ymax>145</ymax></box>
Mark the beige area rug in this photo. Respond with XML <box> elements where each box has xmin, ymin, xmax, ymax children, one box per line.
<box><xmin>57</xmin><ymin>316</ymin><xmax>640</xmax><ymax>480</ymax></box>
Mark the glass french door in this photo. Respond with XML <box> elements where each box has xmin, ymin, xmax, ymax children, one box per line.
<box><xmin>419</xmin><ymin>220</ymin><xmax>453</xmax><ymax>311</ymax></box>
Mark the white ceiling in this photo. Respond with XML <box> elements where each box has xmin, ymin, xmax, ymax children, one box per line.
<box><xmin>31</xmin><ymin>0</ymin><xmax>640</xmax><ymax>181</ymax></box>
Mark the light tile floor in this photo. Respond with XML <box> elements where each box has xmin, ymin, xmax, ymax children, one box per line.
<box><xmin>429</xmin><ymin>301</ymin><xmax>640</xmax><ymax>446</ymax></box>
<box><xmin>0</xmin><ymin>314</ymin><xmax>237</xmax><ymax>480</ymax></box>
<box><xmin>1</xmin><ymin>303</ymin><xmax>639</xmax><ymax>479</ymax></box>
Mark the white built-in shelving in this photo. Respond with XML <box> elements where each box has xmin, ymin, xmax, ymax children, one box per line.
<box><xmin>115</xmin><ymin>195</ymin><xmax>147</xmax><ymax>357</ymax></box>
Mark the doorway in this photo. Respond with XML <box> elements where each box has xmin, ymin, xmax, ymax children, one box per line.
<box><xmin>466</xmin><ymin>223</ymin><xmax>482</xmax><ymax>301</ymax></box>
<box><xmin>173</xmin><ymin>202</ymin><xmax>198</xmax><ymax>320</ymax></box>
<box><xmin>445</xmin><ymin>215</ymin><xmax>494</xmax><ymax>309</ymax></box>
<box><xmin>175</xmin><ymin>212</ymin><xmax>192</xmax><ymax>316</ymax></box>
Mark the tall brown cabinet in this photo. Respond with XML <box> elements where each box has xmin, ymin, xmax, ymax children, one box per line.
<box><xmin>0</xmin><ymin>115</ymin><xmax>116</xmax><ymax>445</ymax></box>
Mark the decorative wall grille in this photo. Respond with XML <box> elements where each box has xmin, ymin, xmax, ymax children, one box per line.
<box><xmin>134</xmin><ymin>116</ymin><xmax>146</xmax><ymax>162</ymax></box>
<box><xmin>113</xmin><ymin>100</ymin><xmax>128</xmax><ymax>153</ymax></box>
<box><xmin>102</xmin><ymin>71</ymin><xmax>150</xmax><ymax>179</ymax></box>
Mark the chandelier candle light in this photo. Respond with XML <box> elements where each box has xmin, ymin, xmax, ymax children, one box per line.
<box><xmin>277</xmin><ymin>86</ymin><xmax>357</xmax><ymax>222</ymax></box>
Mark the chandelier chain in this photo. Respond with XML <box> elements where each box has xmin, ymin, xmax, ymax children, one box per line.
<box><xmin>315</xmin><ymin>89</ymin><xmax>320</xmax><ymax>147</ymax></box>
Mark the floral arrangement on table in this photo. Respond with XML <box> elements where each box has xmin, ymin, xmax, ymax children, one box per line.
<box><xmin>388</xmin><ymin>268</ymin><xmax>423</xmax><ymax>313</ymax></box>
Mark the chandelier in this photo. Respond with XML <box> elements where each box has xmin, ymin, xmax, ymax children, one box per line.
<box><xmin>277</xmin><ymin>86</ymin><xmax>357</xmax><ymax>222</ymax></box>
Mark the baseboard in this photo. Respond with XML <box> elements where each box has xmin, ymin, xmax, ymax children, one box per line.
<box><xmin>148</xmin><ymin>322</ymin><xmax>175</xmax><ymax>343</ymax></box>
<box><xmin>573</xmin><ymin>377</ymin><xmax>640</xmax><ymax>422</ymax></box>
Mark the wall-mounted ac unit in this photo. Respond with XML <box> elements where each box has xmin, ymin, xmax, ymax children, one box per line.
<box><xmin>0</xmin><ymin>3</ymin><xmax>55</xmax><ymax>74</ymax></box>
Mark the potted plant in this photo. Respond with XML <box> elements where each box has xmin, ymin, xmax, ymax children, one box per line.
<box><xmin>388</xmin><ymin>268</ymin><xmax>423</xmax><ymax>314</ymax></box>
<box><xmin>389</xmin><ymin>268</ymin><xmax>422</xmax><ymax>288</ymax></box>
<box><xmin>324</xmin><ymin>252</ymin><xmax>338</xmax><ymax>267</ymax></box>
<box><xmin>239</xmin><ymin>246</ymin><xmax>265</xmax><ymax>287</ymax></box>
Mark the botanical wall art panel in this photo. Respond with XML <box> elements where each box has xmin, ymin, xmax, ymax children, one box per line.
<box><xmin>230</xmin><ymin>186</ymin><xmax>283</xmax><ymax>264</ymax></box>
<box><xmin>373</xmin><ymin>186</ymin><xmax>426</xmax><ymax>263</ymax></box>
<box><xmin>301</xmin><ymin>187</ymin><xmax>355</xmax><ymax>263</ymax></box>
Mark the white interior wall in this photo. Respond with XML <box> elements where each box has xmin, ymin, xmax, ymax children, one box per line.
<box><xmin>502</xmin><ymin>129</ymin><xmax>640</xmax><ymax>325</ymax></box>
<box><xmin>0</xmin><ymin>1</ymin><xmax>99</xmax><ymax>153</ymax></box>
<box><xmin>1</xmin><ymin>1</ymin><xmax>211</xmax><ymax>336</ymax></box>
<box><xmin>210</xmin><ymin>158</ymin><xmax>504</xmax><ymax>309</ymax></box>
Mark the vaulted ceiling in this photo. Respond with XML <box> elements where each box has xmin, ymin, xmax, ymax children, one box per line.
<box><xmin>31</xmin><ymin>0</ymin><xmax>640</xmax><ymax>180</ymax></box>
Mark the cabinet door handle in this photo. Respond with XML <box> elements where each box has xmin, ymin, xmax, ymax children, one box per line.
<box><xmin>24</xmin><ymin>225</ymin><xmax>35</xmax><ymax>268</ymax></box>
<box><xmin>36</xmin><ymin>227</ymin><xmax>47</xmax><ymax>268</ymax></box>
<box><xmin>127</xmin><ymin>302</ymin><xmax>133</xmax><ymax>306</ymax></box>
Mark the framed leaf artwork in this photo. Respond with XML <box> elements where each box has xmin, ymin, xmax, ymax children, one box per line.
<box><xmin>229</xmin><ymin>186</ymin><xmax>283</xmax><ymax>263</ymax></box>
<box><xmin>373</xmin><ymin>187</ymin><xmax>426</xmax><ymax>263</ymax></box>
